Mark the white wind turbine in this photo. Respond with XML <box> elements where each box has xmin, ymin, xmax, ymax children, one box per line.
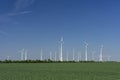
<box><xmin>54</xmin><ymin>51</ymin><xmax>57</xmax><ymax>61</ymax></box>
<box><xmin>7</xmin><ymin>56</ymin><xmax>10</xmax><ymax>60</ymax></box>
<box><xmin>66</xmin><ymin>51</ymin><xmax>69</xmax><ymax>61</ymax></box>
<box><xmin>77</xmin><ymin>52</ymin><xmax>79</xmax><ymax>62</ymax></box>
<box><xmin>59</xmin><ymin>37</ymin><xmax>63</xmax><ymax>62</ymax></box>
<box><xmin>79</xmin><ymin>51</ymin><xmax>82</xmax><ymax>61</ymax></box>
<box><xmin>40</xmin><ymin>49</ymin><xmax>43</xmax><ymax>61</ymax></box>
<box><xmin>19</xmin><ymin>48</ymin><xmax>25</xmax><ymax>60</ymax></box>
<box><xmin>107</xmin><ymin>56</ymin><xmax>111</xmax><ymax>61</ymax></box>
<box><xmin>50</xmin><ymin>51</ymin><xmax>52</xmax><ymax>60</ymax></box>
<box><xmin>25</xmin><ymin>50</ymin><xmax>28</xmax><ymax>60</ymax></box>
<box><xmin>72</xmin><ymin>48</ymin><xmax>75</xmax><ymax>61</ymax></box>
<box><xmin>77</xmin><ymin>51</ymin><xmax>81</xmax><ymax>62</ymax></box>
<box><xmin>92</xmin><ymin>51</ymin><xmax>95</xmax><ymax>61</ymax></box>
<box><xmin>99</xmin><ymin>45</ymin><xmax>103</xmax><ymax>62</ymax></box>
<box><xmin>84</xmin><ymin>41</ymin><xmax>88</xmax><ymax>61</ymax></box>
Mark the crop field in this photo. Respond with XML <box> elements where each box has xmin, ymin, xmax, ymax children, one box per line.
<box><xmin>0</xmin><ymin>63</ymin><xmax>120</xmax><ymax>80</ymax></box>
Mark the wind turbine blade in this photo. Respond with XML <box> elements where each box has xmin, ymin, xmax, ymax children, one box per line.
<box><xmin>83</xmin><ymin>41</ymin><xmax>88</xmax><ymax>46</ymax></box>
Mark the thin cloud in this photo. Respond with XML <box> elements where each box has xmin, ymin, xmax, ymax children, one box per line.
<box><xmin>14</xmin><ymin>0</ymin><xmax>35</xmax><ymax>12</ymax></box>
<box><xmin>7</xmin><ymin>11</ymin><xmax>32</xmax><ymax>16</ymax></box>
<box><xmin>0</xmin><ymin>11</ymin><xmax>31</xmax><ymax>24</ymax></box>
<box><xmin>0</xmin><ymin>0</ymin><xmax>35</xmax><ymax>25</ymax></box>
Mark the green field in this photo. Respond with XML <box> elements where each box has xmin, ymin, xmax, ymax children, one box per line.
<box><xmin>0</xmin><ymin>63</ymin><xmax>120</xmax><ymax>80</ymax></box>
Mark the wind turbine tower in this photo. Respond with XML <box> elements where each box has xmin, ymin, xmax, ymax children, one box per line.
<box><xmin>92</xmin><ymin>51</ymin><xmax>95</xmax><ymax>61</ymax></box>
<box><xmin>77</xmin><ymin>53</ymin><xmax>79</xmax><ymax>62</ymax></box>
<box><xmin>99</xmin><ymin>45</ymin><xmax>103</xmax><ymax>61</ymax></box>
<box><xmin>7</xmin><ymin>56</ymin><xmax>10</xmax><ymax>60</ymax></box>
<box><xmin>50</xmin><ymin>51</ymin><xmax>52</xmax><ymax>60</ymax></box>
<box><xmin>84</xmin><ymin>42</ymin><xmax>88</xmax><ymax>61</ymax></box>
<box><xmin>55</xmin><ymin>51</ymin><xmax>57</xmax><ymax>61</ymax></box>
<box><xmin>20</xmin><ymin>49</ymin><xmax>25</xmax><ymax>60</ymax></box>
<box><xmin>72</xmin><ymin>48</ymin><xmax>75</xmax><ymax>61</ymax></box>
<box><xmin>66</xmin><ymin>51</ymin><xmax>69</xmax><ymax>61</ymax></box>
<box><xmin>79</xmin><ymin>51</ymin><xmax>81</xmax><ymax>61</ymax></box>
<box><xmin>107</xmin><ymin>56</ymin><xmax>111</xmax><ymax>61</ymax></box>
<box><xmin>60</xmin><ymin>37</ymin><xmax>63</xmax><ymax>61</ymax></box>
<box><xmin>25</xmin><ymin>50</ymin><xmax>27</xmax><ymax>60</ymax></box>
<box><xmin>40</xmin><ymin>49</ymin><xmax>43</xmax><ymax>61</ymax></box>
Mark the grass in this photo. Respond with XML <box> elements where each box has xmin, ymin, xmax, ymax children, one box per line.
<box><xmin>0</xmin><ymin>63</ymin><xmax>120</xmax><ymax>80</ymax></box>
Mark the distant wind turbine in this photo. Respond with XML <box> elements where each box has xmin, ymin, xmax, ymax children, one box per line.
<box><xmin>60</xmin><ymin>37</ymin><xmax>63</xmax><ymax>61</ymax></box>
<box><xmin>84</xmin><ymin>41</ymin><xmax>88</xmax><ymax>61</ymax></box>
<box><xmin>50</xmin><ymin>51</ymin><xmax>52</xmax><ymax>60</ymax></box>
<box><xmin>19</xmin><ymin>48</ymin><xmax>25</xmax><ymax>60</ymax></box>
<box><xmin>77</xmin><ymin>51</ymin><xmax>81</xmax><ymax>62</ymax></box>
<box><xmin>99</xmin><ymin>45</ymin><xmax>103</xmax><ymax>62</ymax></box>
<box><xmin>77</xmin><ymin>53</ymin><xmax>79</xmax><ymax>62</ymax></box>
<box><xmin>25</xmin><ymin>50</ymin><xmax>28</xmax><ymax>60</ymax></box>
<box><xmin>79</xmin><ymin>51</ymin><xmax>82</xmax><ymax>61</ymax></box>
<box><xmin>55</xmin><ymin>51</ymin><xmax>57</xmax><ymax>61</ymax></box>
<box><xmin>7</xmin><ymin>56</ymin><xmax>10</xmax><ymax>60</ymax></box>
<box><xmin>92</xmin><ymin>51</ymin><xmax>95</xmax><ymax>61</ymax></box>
<box><xmin>72</xmin><ymin>48</ymin><xmax>75</xmax><ymax>61</ymax></box>
<box><xmin>40</xmin><ymin>49</ymin><xmax>43</xmax><ymax>61</ymax></box>
<box><xmin>107</xmin><ymin>56</ymin><xmax>111</xmax><ymax>61</ymax></box>
<box><xmin>66</xmin><ymin>51</ymin><xmax>69</xmax><ymax>61</ymax></box>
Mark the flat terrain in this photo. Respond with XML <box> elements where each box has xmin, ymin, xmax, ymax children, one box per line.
<box><xmin>0</xmin><ymin>63</ymin><xmax>120</xmax><ymax>80</ymax></box>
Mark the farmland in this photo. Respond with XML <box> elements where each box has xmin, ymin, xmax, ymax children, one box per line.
<box><xmin>0</xmin><ymin>63</ymin><xmax>120</xmax><ymax>80</ymax></box>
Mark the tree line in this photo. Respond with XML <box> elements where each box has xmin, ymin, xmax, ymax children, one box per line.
<box><xmin>0</xmin><ymin>59</ymin><xmax>116</xmax><ymax>63</ymax></box>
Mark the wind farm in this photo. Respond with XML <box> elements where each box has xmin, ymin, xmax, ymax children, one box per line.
<box><xmin>0</xmin><ymin>37</ymin><xmax>108</xmax><ymax>62</ymax></box>
<box><xmin>1</xmin><ymin>0</ymin><xmax>120</xmax><ymax>80</ymax></box>
<box><xmin>0</xmin><ymin>36</ymin><xmax>118</xmax><ymax>80</ymax></box>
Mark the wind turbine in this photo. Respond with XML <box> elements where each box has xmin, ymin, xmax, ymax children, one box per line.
<box><xmin>72</xmin><ymin>48</ymin><xmax>75</xmax><ymax>61</ymax></box>
<box><xmin>7</xmin><ymin>56</ymin><xmax>10</xmax><ymax>60</ymax></box>
<box><xmin>66</xmin><ymin>51</ymin><xmax>69</xmax><ymax>61</ymax></box>
<box><xmin>60</xmin><ymin>37</ymin><xmax>63</xmax><ymax>61</ymax></box>
<box><xmin>19</xmin><ymin>49</ymin><xmax>25</xmax><ymax>60</ymax></box>
<box><xmin>79</xmin><ymin>51</ymin><xmax>82</xmax><ymax>61</ymax></box>
<box><xmin>92</xmin><ymin>51</ymin><xmax>95</xmax><ymax>61</ymax></box>
<box><xmin>84</xmin><ymin>41</ymin><xmax>88</xmax><ymax>61</ymax></box>
<box><xmin>99</xmin><ymin>45</ymin><xmax>103</xmax><ymax>62</ymax></box>
<box><xmin>77</xmin><ymin>53</ymin><xmax>79</xmax><ymax>62</ymax></box>
<box><xmin>55</xmin><ymin>51</ymin><xmax>57</xmax><ymax>61</ymax></box>
<box><xmin>107</xmin><ymin>56</ymin><xmax>111</xmax><ymax>61</ymax></box>
<box><xmin>25</xmin><ymin>50</ymin><xmax>28</xmax><ymax>60</ymax></box>
<box><xmin>50</xmin><ymin>51</ymin><xmax>52</xmax><ymax>60</ymax></box>
<box><xmin>40</xmin><ymin>49</ymin><xmax>43</xmax><ymax>61</ymax></box>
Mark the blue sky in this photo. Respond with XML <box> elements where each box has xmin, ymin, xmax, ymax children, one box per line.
<box><xmin>0</xmin><ymin>0</ymin><xmax>120</xmax><ymax>61</ymax></box>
